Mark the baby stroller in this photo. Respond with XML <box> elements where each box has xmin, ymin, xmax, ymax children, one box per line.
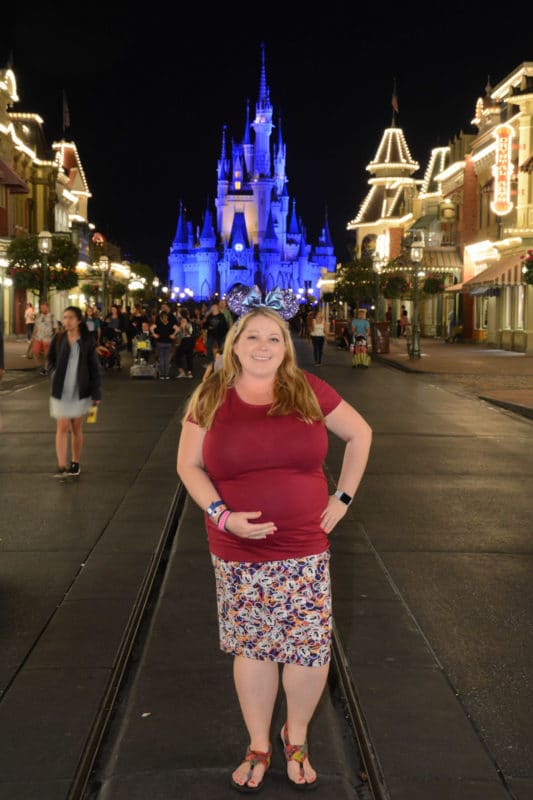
<box><xmin>97</xmin><ymin>330</ymin><xmax>122</xmax><ymax>370</ymax></box>
<box><xmin>351</xmin><ymin>334</ymin><xmax>371</xmax><ymax>368</ymax></box>
<box><xmin>130</xmin><ymin>333</ymin><xmax>158</xmax><ymax>379</ymax></box>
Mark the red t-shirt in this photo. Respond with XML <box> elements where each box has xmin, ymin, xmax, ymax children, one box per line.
<box><xmin>202</xmin><ymin>371</ymin><xmax>342</xmax><ymax>562</ymax></box>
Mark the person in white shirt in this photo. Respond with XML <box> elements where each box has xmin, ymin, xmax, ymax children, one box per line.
<box><xmin>310</xmin><ymin>310</ymin><xmax>326</xmax><ymax>365</ymax></box>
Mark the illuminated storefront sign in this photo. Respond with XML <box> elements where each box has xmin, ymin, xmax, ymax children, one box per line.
<box><xmin>490</xmin><ymin>123</ymin><xmax>514</xmax><ymax>216</ymax></box>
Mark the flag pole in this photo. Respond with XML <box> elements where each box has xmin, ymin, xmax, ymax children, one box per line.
<box><xmin>391</xmin><ymin>77</ymin><xmax>399</xmax><ymax>127</ymax></box>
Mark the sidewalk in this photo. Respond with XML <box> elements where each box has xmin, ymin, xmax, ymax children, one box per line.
<box><xmin>372</xmin><ymin>335</ymin><xmax>533</xmax><ymax>419</ymax></box>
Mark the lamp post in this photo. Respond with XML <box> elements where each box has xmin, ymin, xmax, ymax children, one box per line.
<box><xmin>409</xmin><ymin>233</ymin><xmax>425</xmax><ymax>360</ymax></box>
<box><xmin>372</xmin><ymin>252</ymin><xmax>385</xmax><ymax>321</ymax></box>
<box><xmin>38</xmin><ymin>230</ymin><xmax>53</xmax><ymax>304</ymax></box>
<box><xmin>99</xmin><ymin>255</ymin><xmax>110</xmax><ymax>314</ymax></box>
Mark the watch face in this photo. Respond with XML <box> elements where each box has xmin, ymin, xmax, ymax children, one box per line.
<box><xmin>336</xmin><ymin>491</ymin><xmax>352</xmax><ymax>505</ymax></box>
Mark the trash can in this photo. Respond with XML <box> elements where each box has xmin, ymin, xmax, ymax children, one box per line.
<box><xmin>370</xmin><ymin>321</ymin><xmax>390</xmax><ymax>354</ymax></box>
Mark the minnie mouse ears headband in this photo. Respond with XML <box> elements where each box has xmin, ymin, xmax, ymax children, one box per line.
<box><xmin>226</xmin><ymin>284</ymin><xmax>300</xmax><ymax>321</ymax></box>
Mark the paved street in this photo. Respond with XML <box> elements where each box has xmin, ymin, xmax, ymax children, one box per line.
<box><xmin>0</xmin><ymin>335</ymin><xmax>532</xmax><ymax>799</ymax></box>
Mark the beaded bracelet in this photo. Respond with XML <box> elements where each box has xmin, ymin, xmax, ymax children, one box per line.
<box><xmin>217</xmin><ymin>509</ymin><xmax>232</xmax><ymax>531</ymax></box>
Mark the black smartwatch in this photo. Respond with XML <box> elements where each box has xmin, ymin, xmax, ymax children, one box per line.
<box><xmin>334</xmin><ymin>490</ymin><xmax>353</xmax><ymax>506</ymax></box>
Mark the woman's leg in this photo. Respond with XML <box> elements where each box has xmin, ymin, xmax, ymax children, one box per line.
<box><xmin>185</xmin><ymin>338</ymin><xmax>195</xmax><ymax>373</ymax></box>
<box><xmin>55</xmin><ymin>418</ymin><xmax>70</xmax><ymax>468</ymax></box>
<box><xmin>70</xmin><ymin>416</ymin><xmax>84</xmax><ymax>462</ymax></box>
<box><xmin>317</xmin><ymin>336</ymin><xmax>324</xmax><ymax>364</ymax></box>
<box><xmin>232</xmin><ymin>655</ymin><xmax>279</xmax><ymax>789</ymax></box>
<box><xmin>281</xmin><ymin>662</ymin><xmax>330</xmax><ymax>785</ymax></box>
<box><xmin>311</xmin><ymin>337</ymin><xmax>318</xmax><ymax>363</ymax></box>
<box><xmin>158</xmin><ymin>343</ymin><xmax>169</xmax><ymax>376</ymax></box>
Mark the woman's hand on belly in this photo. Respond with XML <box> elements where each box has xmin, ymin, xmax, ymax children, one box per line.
<box><xmin>225</xmin><ymin>511</ymin><xmax>277</xmax><ymax>540</ymax></box>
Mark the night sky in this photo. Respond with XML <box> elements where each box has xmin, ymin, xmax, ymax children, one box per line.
<box><xmin>3</xmin><ymin>5</ymin><xmax>531</xmax><ymax>277</ymax></box>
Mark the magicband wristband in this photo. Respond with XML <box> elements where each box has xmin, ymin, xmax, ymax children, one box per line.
<box><xmin>217</xmin><ymin>510</ymin><xmax>231</xmax><ymax>531</ymax></box>
<box><xmin>206</xmin><ymin>500</ymin><xmax>226</xmax><ymax>518</ymax></box>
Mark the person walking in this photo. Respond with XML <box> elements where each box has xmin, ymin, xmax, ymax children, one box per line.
<box><xmin>151</xmin><ymin>310</ymin><xmax>179</xmax><ymax>379</ymax></box>
<box><xmin>47</xmin><ymin>306</ymin><xmax>101</xmax><ymax>478</ymax></box>
<box><xmin>24</xmin><ymin>302</ymin><xmax>36</xmax><ymax>341</ymax></box>
<box><xmin>175</xmin><ymin>309</ymin><xmax>195</xmax><ymax>378</ymax></box>
<box><xmin>310</xmin><ymin>309</ymin><xmax>326</xmax><ymax>365</ymax></box>
<box><xmin>204</xmin><ymin>301</ymin><xmax>229</xmax><ymax>366</ymax></box>
<box><xmin>177</xmin><ymin>288</ymin><xmax>372</xmax><ymax>793</ymax></box>
<box><xmin>399</xmin><ymin>308</ymin><xmax>409</xmax><ymax>338</ymax></box>
<box><xmin>32</xmin><ymin>302</ymin><xmax>58</xmax><ymax>374</ymax></box>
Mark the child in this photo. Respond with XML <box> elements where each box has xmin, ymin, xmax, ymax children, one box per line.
<box><xmin>202</xmin><ymin>341</ymin><xmax>223</xmax><ymax>382</ymax></box>
<box><xmin>133</xmin><ymin>321</ymin><xmax>153</xmax><ymax>363</ymax></box>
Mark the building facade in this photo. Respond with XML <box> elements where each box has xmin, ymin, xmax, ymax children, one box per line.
<box><xmin>347</xmin><ymin>62</ymin><xmax>533</xmax><ymax>352</ymax></box>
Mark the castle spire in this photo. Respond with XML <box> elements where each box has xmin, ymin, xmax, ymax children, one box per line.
<box><xmin>243</xmin><ymin>99</ymin><xmax>251</xmax><ymax>145</ymax></box>
<box><xmin>258</xmin><ymin>42</ymin><xmax>270</xmax><ymax>109</ymax></box>
<box><xmin>252</xmin><ymin>44</ymin><xmax>273</xmax><ymax>178</ymax></box>
<box><xmin>321</xmin><ymin>207</ymin><xmax>333</xmax><ymax>246</ymax></box>
<box><xmin>217</xmin><ymin>125</ymin><xmax>229</xmax><ymax>180</ymax></box>
<box><xmin>173</xmin><ymin>201</ymin><xmax>188</xmax><ymax>249</ymax></box>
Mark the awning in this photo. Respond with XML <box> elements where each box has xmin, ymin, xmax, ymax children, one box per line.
<box><xmin>0</xmin><ymin>159</ymin><xmax>28</xmax><ymax>194</ymax></box>
<box><xmin>463</xmin><ymin>253</ymin><xmax>523</xmax><ymax>287</ymax></box>
<box><xmin>445</xmin><ymin>282</ymin><xmax>463</xmax><ymax>292</ymax></box>
<box><xmin>469</xmin><ymin>286</ymin><xmax>500</xmax><ymax>297</ymax></box>
<box><xmin>422</xmin><ymin>247</ymin><xmax>463</xmax><ymax>271</ymax></box>
<box><xmin>410</xmin><ymin>213</ymin><xmax>438</xmax><ymax>230</ymax></box>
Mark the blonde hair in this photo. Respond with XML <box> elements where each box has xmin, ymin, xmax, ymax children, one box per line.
<box><xmin>183</xmin><ymin>307</ymin><xmax>324</xmax><ymax>429</ymax></box>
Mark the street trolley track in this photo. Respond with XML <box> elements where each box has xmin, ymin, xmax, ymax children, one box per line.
<box><xmin>72</xmin><ymin>485</ymin><xmax>388</xmax><ymax>800</ymax></box>
<box><xmin>69</xmin><ymin>484</ymin><xmax>187</xmax><ymax>800</ymax></box>
<box><xmin>331</xmin><ymin>621</ymin><xmax>389</xmax><ymax>800</ymax></box>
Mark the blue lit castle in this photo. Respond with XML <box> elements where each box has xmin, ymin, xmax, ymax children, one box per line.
<box><xmin>168</xmin><ymin>46</ymin><xmax>336</xmax><ymax>300</ymax></box>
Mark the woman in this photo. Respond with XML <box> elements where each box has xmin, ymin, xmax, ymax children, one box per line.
<box><xmin>48</xmin><ymin>306</ymin><xmax>101</xmax><ymax>478</ymax></box>
<box><xmin>310</xmin><ymin>309</ymin><xmax>326</xmax><ymax>365</ymax></box>
<box><xmin>175</xmin><ymin>309</ymin><xmax>195</xmax><ymax>379</ymax></box>
<box><xmin>84</xmin><ymin>305</ymin><xmax>101</xmax><ymax>344</ymax></box>
<box><xmin>24</xmin><ymin>302</ymin><xmax>36</xmax><ymax>341</ymax></box>
<box><xmin>177</xmin><ymin>299</ymin><xmax>372</xmax><ymax>793</ymax></box>
<box><xmin>150</xmin><ymin>310</ymin><xmax>179</xmax><ymax>379</ymax></box>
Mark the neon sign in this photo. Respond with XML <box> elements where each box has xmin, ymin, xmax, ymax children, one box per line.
<box><xmin>490</xmin><ymin>123</ymin><xmax>514</xmax><ymax>217</ymax></box>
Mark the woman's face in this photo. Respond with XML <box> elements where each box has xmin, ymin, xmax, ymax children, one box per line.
<box><xmin>233</xmin><ymin>314</ymin><xmax>286</xmax><ymax>378</ymax></box>
<box><xmin>63</xmin><ymin>310</ymin><xmax>80</xmax><ymax>332</ymax></box>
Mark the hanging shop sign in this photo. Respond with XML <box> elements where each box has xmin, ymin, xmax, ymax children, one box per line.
<box><xmin>490</xmin><ymin>123</ymin><xmax>514</xmax><ymax>217</ymax></box>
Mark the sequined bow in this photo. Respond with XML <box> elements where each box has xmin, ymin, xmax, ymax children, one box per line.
<box><xmin>226</xmin><ymin>284</ymin><xmax>300</xmax><ymax>320</ymax></box>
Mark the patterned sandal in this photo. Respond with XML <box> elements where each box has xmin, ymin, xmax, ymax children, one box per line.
<box><xmin>280</xmin><ymin>723</ymin><xmax>319</xmax><ymax>791</ymax></box>
<box><xmin>230</xmin><ymin>745</ymin><xmax>272</xmax><ymax>794</ymax></box>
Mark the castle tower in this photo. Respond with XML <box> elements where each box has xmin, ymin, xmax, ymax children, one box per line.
<box><xmin>168</xmin><ymin>46</ymin><xmax>336</xmax><ymax>299</ymax></box>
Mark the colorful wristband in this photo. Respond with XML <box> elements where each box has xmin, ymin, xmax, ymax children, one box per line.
<box><xmin>206</xmin><ymin>500</ymin><xmax>226</xmax><ymax>518</ymax></box>
<box><xmin>217</xmin><ymin>509</ymin><xmax>231</xmax><ymax>530</ymax></box>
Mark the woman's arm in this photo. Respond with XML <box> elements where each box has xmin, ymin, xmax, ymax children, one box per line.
<box><xmin>177</xmin><ymin>421</ymin><xmax>277</xmax><ymax>540</ymax></box>
<box><xmin>320</xmin><ymin>400</ymin><xmax>372</xmax><ymax>534</ymax></box>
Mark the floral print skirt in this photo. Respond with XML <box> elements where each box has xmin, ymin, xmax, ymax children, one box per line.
<box><xmin>211</xmin><ymin>551</ymin><xmax>331</xmax><ymax>667</ymax></box>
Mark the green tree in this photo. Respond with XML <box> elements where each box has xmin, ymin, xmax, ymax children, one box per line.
<box><xmin>335</xmin><ymin>257</ymin><xmax>375</xmax><ymax>310</ymax></box>
<box><xmin>7</xmin><ymin>235</ymin><xmax>79</xmax><ymax>297</ymax></box>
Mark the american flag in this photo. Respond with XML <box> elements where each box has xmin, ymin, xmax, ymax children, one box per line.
<box><xmin>392</xmin><ymin>79</ymin><xmax>399</xmax><ymax>115</ymax></box>
<box><xmin>62</xmin><ymin>90</ymin><xmax>71</xmax><ymax>133</ymax></box>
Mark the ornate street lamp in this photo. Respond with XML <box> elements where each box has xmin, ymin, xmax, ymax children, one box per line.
<box><xmin>99</xmin><ymin>255</ymin><xmax>110</xmax><ymax>313</ymax></box>
<box><xmin>38</xmin><ymin>230</ymin><xmax>53</xmax><ymax>303</ymax></box>
<box><xmin>409</xmin><ymin>233</ymin><xmax>425</xmax><ymax>360</ymax></box>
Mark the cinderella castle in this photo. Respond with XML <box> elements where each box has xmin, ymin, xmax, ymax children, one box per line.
<box><xmin>168</xmin><ymin>45</ymin><xmax>337</xmax><ymax>300</ymax></box>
